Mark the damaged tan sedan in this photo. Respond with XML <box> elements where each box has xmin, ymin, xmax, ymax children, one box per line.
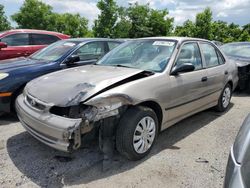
<box><xmin>16</xmin><ymin>37</ymin><xmax>238</xmax><ymax>160</ymax></box>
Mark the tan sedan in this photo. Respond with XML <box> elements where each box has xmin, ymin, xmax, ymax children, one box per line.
<box><xmin>16</xmin><ymin>37</ymin><xmax>238</xmax><ymax>160</ymax></box>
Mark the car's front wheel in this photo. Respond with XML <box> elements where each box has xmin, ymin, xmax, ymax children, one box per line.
<box><xmin>216</xmin><ymin>83</ymin><xmax>232</xmax><ymax>112</ymax></box>
<box><xmin>116</xmin><ymin>106</ymin><xmax>158</xmax><ymax>160</ymax></box>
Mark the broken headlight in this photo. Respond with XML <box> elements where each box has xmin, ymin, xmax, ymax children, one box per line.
<box><xmin>84</xmin><ymin>95</ymin><xmax>132</xmax><ymax>121</ymax></box>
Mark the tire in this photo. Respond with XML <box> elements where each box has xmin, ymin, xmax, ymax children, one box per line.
<box><xmin>116</xmin><ymin>106</ymin><xmax>158</xmax><ymax>160</ymax></box>
<box><xmin>215</xmin><ymin>83</ymin><xmax>232</xmax><ymax>112</ymax></box>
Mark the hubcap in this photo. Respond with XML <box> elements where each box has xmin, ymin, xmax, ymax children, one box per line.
<box><xmin>222</xmin><ymin>87</ymin><xmax>231</xmax><ymax>108</ymax></box>
<box><xmin>133</xmin><ymin>116</ymin><xmax>156</xmax><ymax>154</ymax></box>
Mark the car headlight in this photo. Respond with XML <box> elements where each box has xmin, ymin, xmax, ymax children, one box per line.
<box><xmin>0</xmin><ymin>73</ymin><xmax>9</xmax><ymax>80</ymax></box>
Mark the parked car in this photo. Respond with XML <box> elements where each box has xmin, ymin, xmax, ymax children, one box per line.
<box><xmin>16</xmin><ymin>37</ymin><xmax>238</xmax><ymax>160</ymax></box>
<box><xmin>0</xmin><ymin>29</ymin><xmax>70</xmax><ymax>60</ymax></box>
<box><xmin>224</xmin><ymin>114</ymin><xmax>250</xmax><ymax>188</ymax></box>
<box><xmin>221</xmin><ymin>42</ymin><xmax>250</xmax><ymax>92</ymax></box>
<box><xmin>0</xmin><ymin>38</ymin><xmax>123</xmax><ymax>114</ymax></box>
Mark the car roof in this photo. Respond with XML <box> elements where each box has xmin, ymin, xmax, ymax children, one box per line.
<box><xmin>135</xmin><ymin>36</ymin><xmax>211</xmax><ymax>43</ymax></box>
<box><xmin>0</xmin><ymin>29</ymin><xmax>70</xmax><ymax>38</ymax></box>
<box><xmin>222</xmin><ymin>42</ymin><xmax>250</xmax><ymax>46</ymax></box>
<box><xmin>65</xmin><ymin>38</ymin><xmax>125</xmax><ymax>43</ymax></box>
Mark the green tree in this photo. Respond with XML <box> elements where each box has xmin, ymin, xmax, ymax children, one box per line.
<box><xmin>174</xmin><ymin>20</ymin><xmax>195</xmax><ymax>37</ymax></box>
<box><xmin>0</xmin><ymin>4</ymin><xmax>11</xmax><ymax>31</ymax></box>
<box><xmin>12</xmin><ymin>0</ymin><xmax>54</xmax><ymax>30</ymax></box>
<box><xmin>127</xmin><ymin>3</ymin><xmax>152</xmax><ymax>38</ymax></box>
<box><xmin>148</xmin><ymin>9</ymin><xmax>174</xmax><ymax>36</ymax></box>
<box><xmin>53</xmin><ymin>13</ymin><xmax>88</xmax><ymax>37</ymax></box>
<box><xmin>113</xmin><ymin>7</ymin><xmax>131</xmax><ymax>38</ymax></box>
<box><xmin>194</xmin><ymin>8</ymin><xmax>213</xmax><ymax>39</ymax></box>
<box><xmin>211</xmin><ymin>21</ymin><xmax>229</xmax><ymax>42</ymax></box>
<box><xmin>93</xmin><ymin>0</ymin><xmax>118</xmax><ymax>37</ymax></box>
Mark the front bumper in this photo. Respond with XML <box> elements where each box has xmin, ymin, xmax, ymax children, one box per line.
<box><xmin>16</xmin><ymin>94</ymin><xmax>82</xmax><ymax>152</ymax></box>
<box><xmin>224</xmin><ymin>147</ymin><xmax>245</xmax><ymax>188</ymax></box>
<box><xmin>0</xmin><ymin>95</ymin><xmax>11</xmax><ymax>113</ymax></box>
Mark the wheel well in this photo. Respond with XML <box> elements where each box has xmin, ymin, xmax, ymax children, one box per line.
<box><xmin>227</xmin><ymin>80</ymin><xmax>233</xmax><ymax>89</ymax></box>
<box><xmin>137</xmin><ymin>101</ymin><xmax>163</xmax><ymax>129</ymax></box>
<box><xmin>10</xmin><ymin>84</ymin><xmax>26</xmax><ymax>112</ymax></box>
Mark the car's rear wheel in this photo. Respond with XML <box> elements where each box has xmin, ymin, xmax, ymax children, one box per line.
<box><xmin>215</xmin><ymin>83</ymin><xmax>232</xmax><ymax>112</ymax></box>
<box><xmin>116</xmin><ymin>106</ymin><xmax>158</xmax><ymax>160</ymax></box>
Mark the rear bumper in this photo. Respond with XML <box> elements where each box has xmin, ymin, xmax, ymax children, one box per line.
<box><xmin>0</xmin><ymin>96</ymin><xmax>11</xmax><ymax>113</ymax></box>
<box><xmin>224</xmin><ymin>147</ymin><xmax>245</xmax><ymax>188</ymax></box>
<box><xmin>16</xmin><ymin>94</ymin><xmax>82</xmax><ymax>152</ymax></box>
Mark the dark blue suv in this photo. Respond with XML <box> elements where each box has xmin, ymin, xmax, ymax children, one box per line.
<box><xmin>0</xmin><ymin>38</ymin><xmax>122</xmax><ymax>115</ymax></box>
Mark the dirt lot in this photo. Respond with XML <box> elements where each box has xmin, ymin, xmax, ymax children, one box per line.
<box><xmin>0</xmin><ymin>92</ymin><xmax>249</xmax><ymax>188</ymax></box>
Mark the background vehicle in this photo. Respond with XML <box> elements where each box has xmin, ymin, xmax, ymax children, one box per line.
<box><xmin>224</xmin><ymin>114</ymin><xmax>250</xmax><ymax>188</ymax></box>
<box><xmin>221</xmin><ymin>42</ymin><xmax>250</xmax><ymax>92</ymax></box>
<box><xmin>16</xmin><ymin>37</ymin><xmax>238</xmax><ymax>160</ymax></box>
<box><xmin>0</xmin><ymin>38</ymin><xmax>122</xmax><ymax>114</ymax></box>
<box><xmin>0</xmin><ymin>29</ymin><xmax>70</xmax><ymax>60</ymax></box>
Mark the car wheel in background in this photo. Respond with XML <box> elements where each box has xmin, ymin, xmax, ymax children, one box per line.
<box><xmin>116</xmin><ymin>106</ymin><xmax>158</xmax><ymax>160</ymax></box>
<box><xmin>216</xmin><ymin>83</ymin><xmax>232</xmax><ymax>112</ymax></box>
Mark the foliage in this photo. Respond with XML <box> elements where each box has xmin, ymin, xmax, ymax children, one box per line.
<box><xmin>174</xmin><ymin>8</ymin><xmax>250</xmax><ymax>42</ymax></box>
<box><xmin>93</xmin><ymin>0</ymin><xmax>118</xmax><ymax>38</ymax></box>
<box><xmin>12</xmin><ymin>0</ymin><xmax>54</xmax><ymax>30</ymax></box>
<box><xmin>0</xmin><ymin>4</ymin><xmax>11</xmax><ymax>31</ymax></box>
<box><xmin>11</xmin><ymin>0</ymin><xmax>89</xmax><ymax>37</ymax></box>
<box><xmin>1</xmin><ymin>0</ymin><xmax>249</xmax><ymax>42</ymax></box>
<box><xmin>194</xmin><ymin>8</ymin><xmax>213</xmax><ymax>39</ymax></box>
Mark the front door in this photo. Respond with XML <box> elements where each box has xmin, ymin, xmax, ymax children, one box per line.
<box><xmin>165</xmin><ymin>42</ymin><xmax>209</xmax><ymax>125</ymax></box>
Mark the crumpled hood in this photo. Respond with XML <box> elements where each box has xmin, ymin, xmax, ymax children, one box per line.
<box><xmin>227</xmin><ymin>56</ymin><xmax>250</xmax><ymax>67</ymax></box>
<box><xmin>26</xmin><ymin>65</ymin><xmax>144</xmax><ymax>106</ymax></box>
<box><xmin>0</xmin><ymin>57</ymin><xmax>48</xmax><ymax>71</ymax></box>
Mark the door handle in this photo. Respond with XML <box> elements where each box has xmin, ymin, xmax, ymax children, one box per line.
<box><xmin>224</xmin><ymin>71</ymin><xmax>228</xmax><ymax>75</ymax></box>
<box><xmin>201</xmin><ymin>77</ymin><xmax>208</xmax><ymax>82</ymax></box>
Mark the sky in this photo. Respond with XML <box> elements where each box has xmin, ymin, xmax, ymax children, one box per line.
<box><xmin>1</xmin><ymin>0</ymin><xmax>250</xmax><ymax>28</ymax></box>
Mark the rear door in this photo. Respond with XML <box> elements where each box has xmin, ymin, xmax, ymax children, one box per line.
<box><xmin>30</xmin><ymin>33</ymin><xmax>60</xmax><ymax>54</ymax></box>
<box><xmin>0</xmin><ymin>33</ymin><xmax>31</xmax><ymax>60</ymax></box>
<box><xmin>166</xmin><ymin>42</ymin><xmax>209</xmax><ymax>123</ymax></box>
<box><xmin>199</xmin><ymin>42</ymin><xmax>227</xmax><ymax>96</ymax></box>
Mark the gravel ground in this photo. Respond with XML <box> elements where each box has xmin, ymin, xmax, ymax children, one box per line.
<box><xmin>0</xmin><ymin>92</ymin><xmax>249</xmax><ymax>188</ymax></box>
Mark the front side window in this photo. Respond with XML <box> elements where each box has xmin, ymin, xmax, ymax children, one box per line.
<box><xmin>30</xmin><ymin>40</ymin><xmax>79</xmax><ymax>61</ymax></box>
<box><xmin>31</xmin><ymin>34</ymin><xmax>59</xmax><ymax>45</ymax></box>
<box><xmin>97</xmin><ymin>39</ymin><xmax>177</xmax><ymax>72</ymax></box>
<box><xmin>73</xmin><ymin>42</ymin><xmax>105</xmax><ymax>61</ymax></box>
<box><xmin>175</xmin><ymin>42</ymin><xmax>202</xmax><ymax>70</ymax></box>
<box><xmin>1</xmin><ymin>33</ymin><xmax>29</xmax><ymax>46</ymax></box>
<box><xmin>200</xmin><ymin>43</ymin><xmax>220</xmax><ymax>68</ymax></box>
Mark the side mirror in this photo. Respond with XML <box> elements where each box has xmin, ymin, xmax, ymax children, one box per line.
<box><xmin>171</xmin><ymin>63</ymin><xmax>195</xmax><ymax>75</ymax></box>
<box><xmin>65</xmin><ymin>55</ymin><xmax>80</xmax><ymax>65</ymax></box>
<box><xmin>0</xmin><ymin>42</ymin><xmax>7</xmax><ymax>49</ymax></box>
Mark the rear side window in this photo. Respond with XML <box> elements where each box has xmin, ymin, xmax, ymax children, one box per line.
<box><xmin>176</xmin><ymin>42</ymin><xmax>202</xmax><ymax>70</ymax></box>
<box><xmin>1</xmin><ymin>33</ymin><xmax>29</xmax><ymax>46</ymax></box>
<box><xmin>31</xmin><ymin>34</ymin><xmax>59</xmax><ymax>45</ymax></box>
<box><xmin>108</xmin><ymin>42</ymin><xmax>120</xmax><ymax>51</ymax></box>
<box><xmin>200</xmin><ymin>43</ymin><xmax>220</xmax><ymax>68</ymax></box>
<box><xmin>217</xmin><ymin>51</ymin><xmax>225</xmax><ymax>65</ymax></box>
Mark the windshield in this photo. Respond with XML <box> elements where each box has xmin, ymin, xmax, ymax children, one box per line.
<box><xmin>97</xmin><ymin>39</ymin><xmax>177</xmax><ymax>72</ymax></box>
<box><xmin>221</xmin><ymin>43</ymin><xmax>250</xmax><ymax>59</ymax></box>
<box><xmin>30</xmin><ymin>40</ymin><xmax>79</xmax><ymax>61</ymax></box>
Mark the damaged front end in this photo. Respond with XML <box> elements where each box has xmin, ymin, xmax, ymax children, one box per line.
<box><xmin>16</xmin><ymin>92</ymin><xmax>133</xmax><ymax>152</ymax></box>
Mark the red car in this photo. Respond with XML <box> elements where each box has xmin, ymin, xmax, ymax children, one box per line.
<box><xmin>0</xmin><ymin>29</ymin><xmax>70</xmax><ymax>60</ymax></box>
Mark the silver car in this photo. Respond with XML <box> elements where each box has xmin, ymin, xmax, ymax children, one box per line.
<box><xmin>224</xmin><ymin>114</ymin><xmax>250</xmax><ymax>188</ymax></box>
<box><xmin>16</xmin><ymin>37</ymin><xmax>238</xmax><ymax>160</ymax></box>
